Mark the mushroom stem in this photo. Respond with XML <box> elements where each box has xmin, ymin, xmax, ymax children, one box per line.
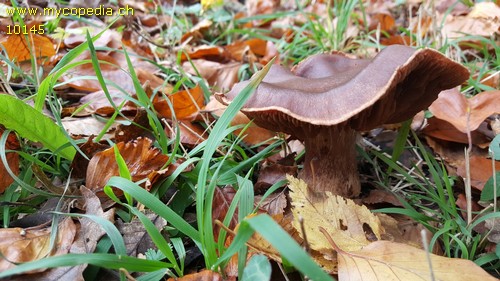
<box><xmin>299</xmin><ymin>126</ymin><xmax>360</xmax><ymax>198</ymax></box>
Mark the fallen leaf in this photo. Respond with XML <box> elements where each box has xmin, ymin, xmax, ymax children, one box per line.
<box><xmin>0</xmin><ymin>217</ymin><xmax>76</xmax><ymax>273</ymax></box>
<box><xmin>254</xmin><ymin>162</ymin><xmax>297</xmax><ymax>192</ymax></box>
<box><xmin>61</xmin><ymin>116</ymin><xmax>119</xmax><ymax>137</ymax></box>
<box><xmin>255</xmin><ymin>192</ymin><xmax>287</xmax><ymax>216</ymax></box>
<box><xmin>165</xmin><ymin>120</ymin><xmax>207</xmax><ymax>148</ymax></box>
<box><xmin>63</xmin><ymin>19</ymin><xmax>122</xmax><ymax>49</ymax></box>
<box><xmin>70</xmin><ymin>137</ymin><xmax>108</xmax><ymax>179</ymax></box>
<box><xmin>117</xmin><ymin>211</ymin><xmax>167</xmax><ymax>256</ymax></box>
<box><xmin>154</xmin><ymin>85</ymin><xmax>205</xmax><ymax>120</ymax></box>
<box><xmin>180</xmin><ymin>45</ymin><xmax>228</xmax><ymax>62</ymax></box>
<box><xmin>183</xmin><ymin>60</ymin><xmax>242</xmax><ymax>92</ymax></box>
<box><xmin>288</xmin><ymin>175</ymin><xmax>384</xmax><ymax>252</ymax></box>
<box><xmin>441</xmin><ymin>2</ymin><xmax>500</xmax><ymax>39</ymax></box>
<box><xmin>86</xmin><ymin>137</ymin><xmax>173</xmax><ymax>195</ymax></box>
<box><xmin>212</xmin><ymin>186</ymin><xmax>238</xmax><ymax>240</ymax></box>
<box><xmin>166</xmin><ymin>269</ymin><xmax>222</xmax><ymax>281</ymax></box>
<box><xmin>336</xmin><ymin>240</ymin><xmax>497</xmax><ymax>281</ymax></box>
<box><xmin>22</xmin><ymin>186</ymin><xmax>115</xmax><ymax>280</ymax></box>
<box><xmin>429</xmin><ymin>89</ymin><xmax>500</xmax><ymax>134</ymax></box>
<box><xmin>422</xmin><ymin>117</ymin><xmax>491</xmax><ymax>146</ymax></box>
<box><xmin>362</xmin><ymin>189</ymin><xmax>403</xmax><ymax>207</ymax></box>
<box><xmin>203</xmin><ymin>97</ymin><xmax>276</xmax><ymax>145</ymax></box>
<box><xmin>0</xmin><ymin>30</ymin><xmax>55</xmax><ymax>63</ymax></box>
<box><xmin>456</xmin><ymin>155</ymin><xmax>500</xmax><ymax>190</ymax></box>
<box><xmin>0</xmin><ymin>125</ymin><xmax>20</xmax><ymax>193</ymax></box>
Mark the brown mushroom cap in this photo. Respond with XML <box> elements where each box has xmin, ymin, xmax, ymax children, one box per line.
<box><xmin>218</xmin><ymin>45</ymin><xmax>469</xmax><ymax>137</ymax></box>
<box><xmin>218</xmin><ymin>45</ymin><xmax>469</xmax><ymax>198</ymax></box>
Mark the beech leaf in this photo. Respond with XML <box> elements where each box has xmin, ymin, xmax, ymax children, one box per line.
<box><xmin>337</xmin><ymin>240</ymin><xmax>497</xmax><ymax>281</ymax></box>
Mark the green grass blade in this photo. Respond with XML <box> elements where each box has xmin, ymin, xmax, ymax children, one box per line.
<box><xmin>35</xmin><ymin>26</ymin><xmax>110</xmax><ymax>111</ymax></box>
<box><xmin>196</xmin><ymin>58</ymin><xmax>274</xmax><ymax>267</ymax></box>
<box><xmin>54</xmin><ymin>213</ymin><xmax>127</xmax><ymax>255</ymax></box>
<box><xmin>214</xmin><ymin>214</ymin><xmax>334</xmax><ymax>281</ymax></box>
<box><xmin>0</xmin><ymin>254</ymin><xmax>171</xmax><ymax>278</ymax></box>
<box><xmin>0</xmin><ymin>95</ymin><xmax>76</xmax><ymax>160</ymax></box>
<box><xmin>107</xmin><ymin>176</ymin><xmax>200</xmax><ymax>242</ymax></box>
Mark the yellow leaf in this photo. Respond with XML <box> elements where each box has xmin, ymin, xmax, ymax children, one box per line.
<box><xmin>287</xmin><ymin>175</ymin><xmax>384</xmax><ymax>252</ymax></box>
<box><xmin>201</xmin><ymin>0</ymin><xmax>223</xmax><ymax>10</ymax></box>
<box><xmin>337</xmin><ymin>241</ymin><xmax>497</xmax><ymax>281</ymax></box>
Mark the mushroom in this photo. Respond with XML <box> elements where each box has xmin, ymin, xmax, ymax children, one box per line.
<box><xmin>217</xmin><ymin>45</ymin><xmax>469</xmax><ymax>198</ymax></box>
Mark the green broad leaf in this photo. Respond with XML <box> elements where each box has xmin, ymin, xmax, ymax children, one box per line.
<box><xmin>241</xmin><ymin>255</ymin><xmax>271</xmax><ymax>281</ymax></box>
<box><xmin>490</xmin><ymin>134</ymin><xmax>500</xmax><ymax>160</ymax></box>
<box><xmin>0</xmin><ymin>95</ymin><xmax>76</xmax><ymax>160</ymax></box>
<box><xmin>480</xmin><ymin>171</ymin><xmax>500</xmax><ymax>201</ymax></box>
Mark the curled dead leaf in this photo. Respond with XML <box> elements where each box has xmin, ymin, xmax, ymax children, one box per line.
<box><xmin>86</xmin><ymin>137</ymin><xmax>174</xmax><ymax>196</ymax></box>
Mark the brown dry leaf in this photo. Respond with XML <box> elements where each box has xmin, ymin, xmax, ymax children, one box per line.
<box><xmin>0</xmin><ymin>126</ymin><xmax>20</xmax><ymax>193</ymax></box>
<box><xmin>456</xmin><ymin>155</ymin><xmax>500</xmax><ymax>190</ymax></box>
<box><xmin>181</xmin><ymin>19</ymin><xmax>212</xmax><ymax>44</ymax></box>
<box><xmin>368</xmin><ymin>13</ymin><xmax>396</xmax><ymax>32</ymax></box>
<box><xmin>79</xmin><ymin>89</ymin><xmax>130</xmax><ymax>116</ymax></box>
<box><xmin>254</xmin><ymin>162</ymin><xmax>297</xmax><ymax>192</ymax></box>
<box><xmin>61</xmin><ymin>52</ymin><xmax>133</xmax><ymax>92</ymax></box>
<box><xmin>115</xmin><ymin>109</ymin><xmax>155</xmax><ymax>143</ymax></box>
<box><xmin>86</xmin><ymin>137</ymin><xmax>172</xmax><ymax>195</ymax></box>
<box><xmin>60</xmin><ymin>51</ymin><xmax>157</xmax><ymax>93</ymax></box>
<box><xmin>0</xmin><ymin>32</ymin><xmax>55</xmax><ymax>63</ymax></box>
<box><xmin>22</xmin><ymin>187</ymin><xmax>115</xmax><ymax>280</ymax></box>
<box><xmin>165</xmin><ymin>120</ymin><xmax>207</xmax><ymax>148</ymax></box>
<box><xmin>70</xmin><ymin>137</ymin><xmax>108</xmax><ymax>179</ymax></box>
<box><xmin>117</xmin><ymin>211</ymin><xmax>167</xmax><ymax>256</ymax></box>
<box><xmin>203</xmin><ymin>97</ymin><xmax>276</xmax><ymax>145</ymax></box>
<box><xmin>456</xmin><ymin>193</ymin><xmax>483</xmax><ymax>221</ymax></box>
<box><xmin>167</xmin><ymin>270</ymin><xmax>222</xmax><ymax>281</ymax></box>
<box><xmin>362</xmin><ymin>190</ymin><xmax>403</xmax><ymax>207</ymax></box>
<box><xmin>336</xmin><ymin>240</ymin><xmax>497</xmax><ymax>281</ymax></box>
<box><xmin>287</xmin><ymin>175</ymin><xmax>384</xmax><ymax>252</ymax></box>
<box><xmin>441</xmin><ymin>2</ymin><xmax>500</xmax><ymax>39</ymax></box>
<box><xmin>154</xmin><ymin>85</ymin><xmax>205</xmax><ymax>120</ymax></box>
<box><xmin>225</xmin><ymin>38</ymin><xmax>267</xmax><ymax>61</ymax></box>
<box><xmin>63</xmin><ymin>19</ymin><xmax>121</xmax><ymax>49</ymax></box>
<box><xmin>180</xmin><ymin>45</ymin><xmax>227</xmax><ymax>62</ymax></box>
<box><xmin>255</xmin><ymin>192</ymin><xmax>287</xmax><ymax>216</ymax></box>
<box><xmin>0</xmin><ymin>217</ymin><xmax>76</xmax><ymax>272</ymax></box>
<box><xmin>212</xmin><ymin>186</ymin><xmax>238</xmax><ymax>240</ymax></box>
<box><xmin>61</xmin><ymin>116</ymin><xmax>119</xmax><ymax>138</ymax></box>
<box><xmin>422</xmin><ymin>117</ymin><xmax>491</xmax><ymax>146</ymax></box>
<box><xmin>429</xmin><ymin>89</ymin><xmax>500</xmax><ymax>133</ymax></box>
<box><xmin>183</xmin><ymin>60</ymin><xmax>241</xmax><ymax>92</ymax></box>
